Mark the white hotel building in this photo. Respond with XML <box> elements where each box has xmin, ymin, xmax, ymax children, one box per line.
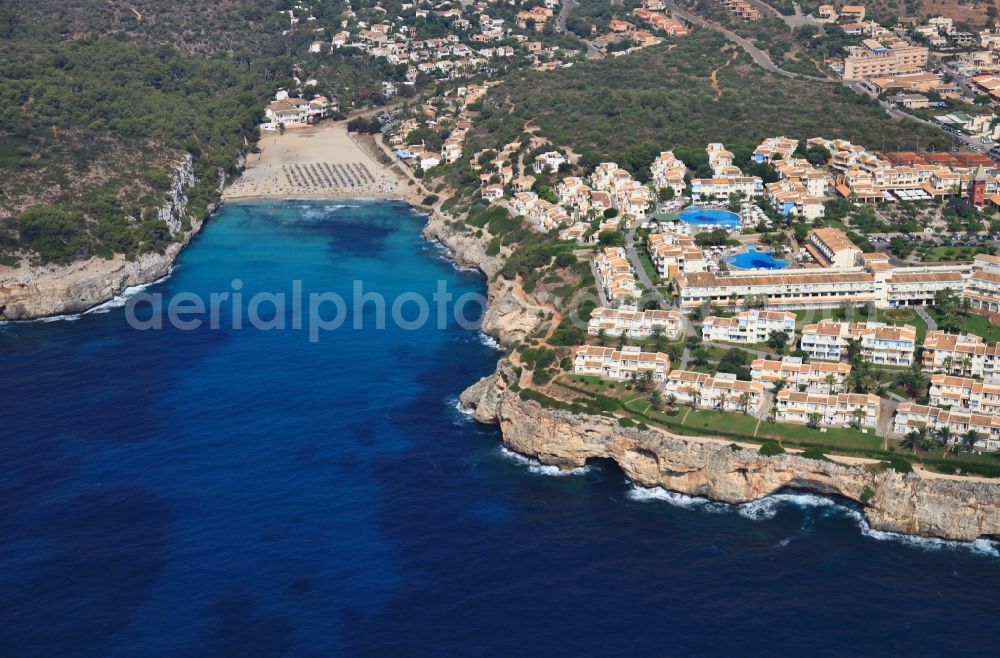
<box><xmin>921</xmin><ymin>331</ymin><xmax>1000</xmax><ymax>378</ymax></box>
<box><xmin>928</xmin><ymin>375</ymin><xmax>1000</xmax><ymax>416</ymax></box>
<box><xmin>893</xmin><ymin>403</ymin><xmax>1000</xmax><ymax>451</ymax></box>
<box><xmin>701</xmin><ymin>310</ymin><xmax>796</xmax><ymax>344</ymax></box>
<box><xmin>775</xmin><ymin>390</ymin><xmax>881</xmax><ymax>428</ymax></box>
<box><xmin>799</xmin><ymin>320</ymin><xmax>916</xmax><ymax>365</ymax></box>
<box><xmin>751</xmin><ymin>357</ymin><xmax>851</xmax><ymax>393</ymax></box>
<box><xmin>573</xmin><ymin>345</ymin><xmax>671</xmax><ymax>382</ymax></box>
<box><xmin>676</xmin><ymin>269</ymin><xmax>877</xmax><ymax>311</ymax></box>
<box><xmin>587</xmin><ymin>306</ymin><xmax>685</xmax><ymax>340</ymax></box>
<box><xmin>663</xmin><ymin>370</ymin><xmax>766</xmax><ymax>414</ymax></box>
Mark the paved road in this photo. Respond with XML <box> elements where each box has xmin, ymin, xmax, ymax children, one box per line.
<box><xmin>556</xmin><ymin>0</ymin><xmax>602</xmax><ymax>58</ymax></box>
<box><xmin>663</xmin><ymin>0</ymin><xmax>990</xmax><ymax>153</ymax></box>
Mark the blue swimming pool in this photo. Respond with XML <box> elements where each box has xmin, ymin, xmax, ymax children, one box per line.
<box><xmin>678</xmin><ymin>208</ymin><xmax>741</xmax><ymax>227</ymax></box>
<box><xmin>727</xmin><ymin>246</ymin><xmax>788</xmax><ymax>270</ymax></box>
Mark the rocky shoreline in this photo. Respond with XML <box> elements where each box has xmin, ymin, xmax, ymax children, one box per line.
<box><xmin>0</xmin><ymin>156</ymin><xmax>209</xmax><ymax>321</ymax></box>
<box><xmin>459</xmin><ymin>362</ymin><xmax>1000</xmax><ymax>542</ymax></box>
<box><xmin>418</xmin><ymin>209</ymin><xmax>1000</xmax><ymax>544</ymax></box>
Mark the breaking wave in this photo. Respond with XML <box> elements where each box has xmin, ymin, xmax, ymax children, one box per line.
<box><xmin>626</xmin><ymin>485</ymin><xmax>729</xmax><ymax>513</ymax></box>
<box><xmin>478</xmin><ymin>333</ymin><xmax>504</xmax><ymax>351</ymax></box>
<box><xmin>84</xmin><ymin>273</ymin><xmax>172</xmax><ymax>315</ymax></box>
<box><xmin>499</xmin><ymin>446</ymin><xmax>591</xmax><ymax>477</ymax></box>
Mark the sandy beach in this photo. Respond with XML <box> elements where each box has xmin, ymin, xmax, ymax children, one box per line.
<box><xmin>224</xmin><ymin>121</ymin><xmax>412</xmax><ymax>202</ymax></box>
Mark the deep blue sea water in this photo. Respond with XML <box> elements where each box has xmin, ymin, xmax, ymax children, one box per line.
<box><xmin>3</xmin><ymin>200</ymin><xmax>1000</xmax><ymax>657</ymax></box>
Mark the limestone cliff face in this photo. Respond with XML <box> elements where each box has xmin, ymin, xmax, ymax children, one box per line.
<box><xmin>0</xmin><ymin>156</ymin><xmax>207</xmax><ymax>320</ymax></box>
<box><xmin>423</xmin><ymin>212</ymin><xmax>545</xmax><ymax>344</ymax></box>
<box><xmin>461</xmin><ymin>366</ymin><xmax>1000</xmax><ymax>542</ymax></box>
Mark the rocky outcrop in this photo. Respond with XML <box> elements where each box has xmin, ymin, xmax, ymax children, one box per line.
<box><xmin>0</xmin><ymin>156</ymin><xmax>208</xmax><ymax>321</ymax></box>
<box><xmin>422</xmin><ymin>211</ymin><xmax>504</xmax><ymax>277</ymax></box>
<box><xmin>461</xmin><ymin>366</ymin><xmax>1000</xmax><ymax>542</ymax></box>
<box><xmin>423</xmin><ymin>210</ymin><xmax>545</xmax><ymax>344</ymax></box>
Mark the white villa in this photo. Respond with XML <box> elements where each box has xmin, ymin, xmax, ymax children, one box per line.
<box><xmin>587</xmin><ymin>306</ymin><xmax>685</xmax><ymax>339</ymax></box>
<box><xmin>573</xmin><ymin>345</ymin><xmax>671</xmax><ymax>381</ymax></box>
<box><xmin>701</xmin><ymin>310</ymin><xmax>795</xmax><ymax>345</ymax></box>
<box><xmin>751</xmin><ymin>357</ymin><xmax>851</xmax><ymax>393</ymax></box>
<box><xmin>775</xmin><ymin>390</ymin><xmax>881</xmax><ymax>428</ymax></box>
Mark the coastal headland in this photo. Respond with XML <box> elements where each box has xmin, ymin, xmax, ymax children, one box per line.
<box><xmin>0</xmin><ymin>120</ymin><xmax>421</xmax><ymax>321</ymax></box>
<box><xmin>459</xmin><ymin>362</ymin><xmax>1000</xmax><ymax>542</ymax></box>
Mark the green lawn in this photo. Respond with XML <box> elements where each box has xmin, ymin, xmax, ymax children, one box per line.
<box><xmin>926</xmin><ymin>309</ymin><xmax>1000</xmax><ymax>343</ymax></box>
<box><xmin>921</xmin><ymin>246</ymin><xmax>992</xmax><ymax>263</ymax></box>
<box><xmin>635</xmin><ymin>250</ymin><xmax>660</xmax><ymax>283</ymax></box>
<box><xmin>682</xmin><ymin>409</ymin><xmax>760</xmax><ymax>436</ymax></box>
<box><xmin>756</xmin><ymin>422</ymin><xmax>883</xmax><ymax>451</ymax></box>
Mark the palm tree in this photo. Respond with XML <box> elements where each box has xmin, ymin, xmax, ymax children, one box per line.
<box><xmin>934</xmin><ymin>426</ymin><xmax>953</xmax><ymax>456</ymax></box>
<box><xmin>651</xmin><ymin>326</ymin><xmax>667</xmax><ymax>351</ymax></box>
<box><xmin>807</xmin><ymin>412</ymin><xmax>822</xmax><ymax>429</ymax></box>
<box><xmin>852</xmin><ymin>407</ymin><xmax>866</xmax><ymax>429</ymax></box>
<box><xmin>773</xmin><ymin>377</ymin><xmax>787</xmax><ymax>394</ymax></box>
<box><xmin>618</xmin><ymin>330</ymin><xmax>627</xmax><ymax>349</ymax></box>
<box><xmin>649</xmin><ymin>389</ymin><xmax>663</xmax><ymax>412</ymax></box>
<box><xmin>963</xmin><ymin>429</ymin><xmax>981</xmax><ymax>453</ymax></box>
<box><xmin>714</xmin><ymin>393</ymin><xmax>728</xmax><ymax>412</ymax></box>
<box><xmin>666</xmin><ymin>393</ymin><xmax>677</xmax><ymax>410</ymax></box>
<box><xmin>636</xmin><ymin>370</ymin><xmax>654</xmax><ymax>393</ymax></box>
<box><xmin>901</xmin><ymin>428</ymin><xmax>928</xmax><ymax>454</ymax></box>
<box><xmin>597</xmin><ymin>328</ymin><xmax>608</xmax><ymax>346</ymax></box>
<box><xmin>960</xmin><ymin>356</ymin><xmax>973</xmax><ymax>376</ymax></box>
<box><xmin>690</xmin><ymin>388</ymin><xmax>702</xmax><ymax>410</ymax></box>
<box><xmin>728</xmin><ymin>292</ymin><xmax>739</xmax><ymax>313</ymax></box>
<box><xmin>942</xmin><ymin>355</ymin><xmax>954</xmax><ymax>374</ymax></box>
<box><xmin>738</xmin><ymin>391</ymin><xmax>752</xmax><ymax>415</ymax></box>
<box><xmin>825</xmin><ymin>373</ymin><xmax>836</xmax><ymax>394</ymax></box>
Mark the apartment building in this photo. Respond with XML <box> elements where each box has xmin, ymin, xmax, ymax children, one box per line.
<box><xmin>929</xmin><ymin>375</ymin><xmax>1000</xmax><ymax>416</ymax></box>
<box><xmin>650</xmin><ymin>151</ymin><xmax>687</xmax><ymax>195</ymax></box>
<box><xmin>647</xmin><ymin>233</ymin><xmax>706</xmax><ymax>278</ymax></box>
<box><xmin>766</xmin><ymin>180</ymin><xmax>825</xmax><ymax>220</ymax></box>
<box><xmin>879</xmin><ymin>268</ymin><xmax>966</xmax><ymax>307</ymax></box>
<box><xmin>893</xmin><ymin>403</ymin><xmax>1000</xmax><ymax>450</ymax></box>
<box><xmin>701</xmin><ymin>310</ymin><xmax>796</xmax><ymax>344</ymax></box>
<box><xmin>676</xmin><ymin>269</ymin><xmax>877</xmax><ymax>310</ymax></box>
<box><xmin>690</xmin><ymin>176</ymin><xmax>764</xmax><ymax>203</ymax></box>
<box><xmin>800</xmin><ymin>320</ymin><xmax>916</xmax><ymax>365</ymax></box>
<box><xmin>573</xmin><ymin>345</ymin><xmax>671</xmax><ymax>381</ymax></box>
<box><xmin>595</xmin><ymin>247</ymin><xmax>640</xmax><ymax>305</ymax></box>
<box><xmin>775</xmin><ymin>390</ymin><xmax>881</xmax><ymax>428</ymax></box>
<box><xmin>752</xmin><ymin>136</ymin><xmax>798</xmax><ymax>163</ymax></box>
<box><xmin>751</xmin><ymin>357</ymin><xmax>851</xmax><ymax>393</ymax></box>
<box><xmin>532</xmin><ymin>151</ymin><xmax>566</xmax><ymax>174</ymax></box>
<box><xmin>842</xmin><ymin>39</ymin><xmax>929</xmax><ymax>80</ymax></box>
<box><xmin>963</xmin><ymin>254</ymin><xmax>1000</xmax><ymax>320</ymax></box>
<box><xmin>806</xmin><ymin>228</ymin><xmax>862</xmax><ymax>268</ymax></box>
<box><xmin>587</xmin><ymin>306</ymin><xmax>685</xmax><ymax>340</ymax></box>
<box><xmin>663</xmin><ymin>370</ymin><xmax>766</xmax><ymax>413</ymax></box>
<box><xmin>921</xmin><ymin>330</ymin><xmax>1000</xmax><ymax>378</ymax></box>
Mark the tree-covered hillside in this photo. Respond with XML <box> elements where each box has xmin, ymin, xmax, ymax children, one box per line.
<box><xmin>468</xmin><ymin>31</ymin><xmax>952</xmax><ymax>174</ymax></box>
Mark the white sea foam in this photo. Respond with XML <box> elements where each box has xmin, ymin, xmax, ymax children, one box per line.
<box><xmin>737</xmin><ymin>493</ymin><xmax>1000</xmax><ymax>556</ymax></box>
<box><xmin>626</xmin><ymin>485</ymin><xmax>729</xmax><ymax>513</ymax></box>
<box><xmin>478</xmin><ymin>333</ymin><xmax>505</xmax><ymax>352</ymax></box>
<box><xmin>449</xmin><ymin>396</ymin><xmax>475</xmax><ymax>422</ymax></box>
<box><xmin>498</xmin><ymin>446</ymin><xmax>591</xmax><ymax>477</ymax></box>
<box><xmin>84</xmin><ymin>273</ymin><xmax>171</xmax><ymax>315</ymax></box>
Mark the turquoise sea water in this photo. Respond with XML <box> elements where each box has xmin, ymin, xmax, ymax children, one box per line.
<box><xmin>3</xmin><ymin>200</ymin><xmax>1000</xmax><ymax>656</ymax></box>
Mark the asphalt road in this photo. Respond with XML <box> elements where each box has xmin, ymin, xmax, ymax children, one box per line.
<box><xmin>662</xmin><ymin>0</ymin><xmax>991</xmax><ymax>154</ymax></box>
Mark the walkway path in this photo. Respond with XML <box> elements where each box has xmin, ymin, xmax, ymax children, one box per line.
<box><xmin>915</xmin><ymin>307</ymin><xmax>938</xmax><ymax>332</ymax></box>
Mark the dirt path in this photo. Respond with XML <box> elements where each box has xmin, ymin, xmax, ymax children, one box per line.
<box><xmin>709</xmin><ymin>51</ymin><xmax>739</xmax><ymax>100</ymax></box>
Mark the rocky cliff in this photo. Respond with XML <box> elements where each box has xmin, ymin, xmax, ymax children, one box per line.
<box><xmin>460</xmin><ymin>365</ymin><xmax>1000</xmax><ymax>542</ymax></box>
<box><xmin>423</xmin><ymin>211</ymin><xmax>546</xmax><ymax>344</ymax></box>
<box><xmin>0</xmin><ymin>156</ymin><xmax>209</xmax><ymax>320</ymax></box>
